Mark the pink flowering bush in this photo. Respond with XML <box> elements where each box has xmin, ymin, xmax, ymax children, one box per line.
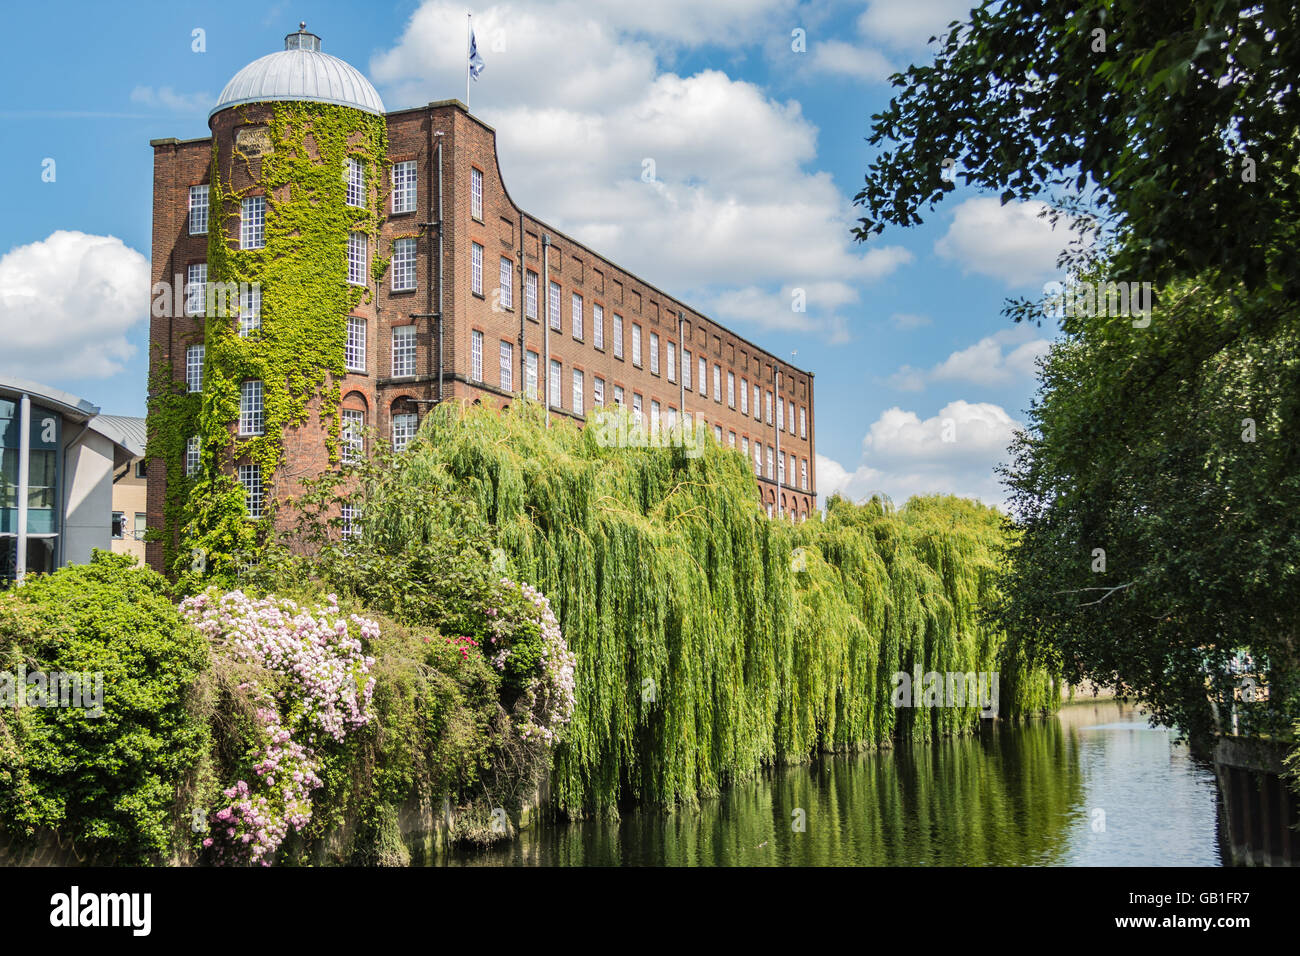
<box><xmin>181</xmin><ymin>590</ymin><xmax>376</xmax><ymax>865</ymax></box>
<box><xmin>482</xmin><ymin>580</ymin><xmax>576</xmax><ymax>745</ymax></box>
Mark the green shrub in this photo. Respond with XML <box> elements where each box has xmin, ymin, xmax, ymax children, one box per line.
<box><xmin>0</xmin><ymin>552</ymin><xmax>210</xmax><ymax>863</ymax></box>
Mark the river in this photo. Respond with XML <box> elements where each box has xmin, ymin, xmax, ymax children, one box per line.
<box><xmin>448</xmin><ymin>700</ymin><xmax>1224</xmax><ymax>866</ymax></box>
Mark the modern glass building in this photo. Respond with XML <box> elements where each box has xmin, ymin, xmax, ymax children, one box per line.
<box><xmin>0</xmin><ymin>376</ymin><xmax>139</xmax><ymax>584</ymax></box>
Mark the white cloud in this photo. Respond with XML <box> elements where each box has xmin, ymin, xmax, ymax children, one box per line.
<box><xmin>803</xmin><ymin>39</ymin><xmax>894</xmax><ymax>82</ymax></box>
<box><xmin>129</xmin><ymin>85</ymin><xmax>212</xmax><ymax>113</ymax></box>
<box><xmin>371</xmin><ymin>2</ymin><xmax>911</xmax><ymax>342</ymax></box>
<box><xmin>889</xmin><ymin>312</ymin><xmax>932</xmax><ymax>330</ymax></box>
<box><xmin>888</xmin><ymin>325</ymin><xmax>1051</xmax><ymax>391</ymax></box>
<box><xmin>0</xmin><ymin>231</ymin><xmax>149</xmax><ymax>380</ymax></box>
<box><xmin>818</xmin><ymin>399</ymin><xmax>1022</xmax><ymax>508</ymax></box>
<box><xmin>856</xmin><ymin>0</ymin><xmax>973</xmax><ymax>48</ymax></box>
<box><xmin>934</xmin><ymin>198</ymin><xmax>1075</xmax><ymax>287</ymax></box>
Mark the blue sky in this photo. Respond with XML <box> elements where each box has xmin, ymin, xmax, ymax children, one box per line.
<box><xmin>0</xmin><ymin>0</ymin><xmax>1076</xmax><ymax>505</ymax></box>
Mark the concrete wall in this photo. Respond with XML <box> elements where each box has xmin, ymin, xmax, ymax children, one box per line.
<box><xmin>61</xmin><ymin>429</ymin><xmax>115</xmax><ymax>566</ymax></box>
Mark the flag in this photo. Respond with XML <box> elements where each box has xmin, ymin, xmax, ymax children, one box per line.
<box><xmin>469</xmin><ymin>30</ymin><xmax>485</xmax><ymax>80</ymax></box>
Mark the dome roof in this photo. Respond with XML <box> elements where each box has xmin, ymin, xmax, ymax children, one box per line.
<box><xmin>211</xmin><ymin>27</ymin><xmax>385</xmax><ymax>118</ymax></box>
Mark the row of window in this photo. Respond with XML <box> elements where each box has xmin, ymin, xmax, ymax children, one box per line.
<box><xmin>187</xmin><ymin>160</ymin><xmax>425</xmax><ymax>239</ymax></box>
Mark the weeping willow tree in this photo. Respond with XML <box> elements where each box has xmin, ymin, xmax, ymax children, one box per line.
<box><xmin>310</xmin><ymin>401</ymin><xmax>1056</xmax><ymax>815</ymax></box>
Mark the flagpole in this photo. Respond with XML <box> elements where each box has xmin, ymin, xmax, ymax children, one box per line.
<box><xmin>465</xmin><ymin>13</ymin><xmax>472</xmax><ymax>110</ymax></box>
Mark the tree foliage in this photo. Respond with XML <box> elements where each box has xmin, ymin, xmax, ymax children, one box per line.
<box><xmin>855</xmin><ymin>0</ymin><xmax>1300</xmax><ymax>302</ymax></box>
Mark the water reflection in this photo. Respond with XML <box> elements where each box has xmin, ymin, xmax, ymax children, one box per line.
<box><xmin>446</xmin><ymin>701</ymin><xmax>1222</xmax><ymax>866</ymax></box>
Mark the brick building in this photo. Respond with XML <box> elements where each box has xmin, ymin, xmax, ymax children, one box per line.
<box><xmin>147</xmin><ymin>27</ymin><xmax>815</xmax><ymax>570</ymax></box>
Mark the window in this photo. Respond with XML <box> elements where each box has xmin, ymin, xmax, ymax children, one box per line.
<box><xmin>667</xmin><ymin>407</ymin><xmax>678</xmax><ymax>430</ymax></box>
<box><xmin>712</xmin><ymin>364</ymin><xmax>722</xmax><ymax>403</ymax></box>
<box><xmin>470</xmin><ymin>167</ymin><xmax>483</xmax><ymax>220</ymax></box>
<box><xmin>526</xmin><ymin>351</ymin><xmax>539</xmax><ymax>400</ymax></box>
<box><xmin>185</xmin><ymin>436</ymin><xmax>200</xmax><ymax>477</ymax></box>
<box><xmin>778</xmin><ymin>452</ymin><xmax>786</xmax><ymax>485</ymax></box>
<box><xmin>189</xmin><ymin>185</ymin><xmax>209</xmax><ymax>235</ymax></box>
<box><xmin>391</xmin><ymin>160</ymin><xmax>417</xmax><ymax>213</ymax></box>
<box><xmin>392</xmin><ymin>325</ymin><xmax>416</xmax><ymax>377</ymax></box>
<box><xmin>753</xmin><ymin>443</ymin><xmax>761</xmax><ymax>476</ymax></box>
<box><xmin>778</xmin><ymin>396</ymin><xmax>785</xmax><ymax>431</ymax></box>
<box><xmin>767</xmin><ymin>502</ymin><xmax>774</xmax><ymax>519</ymax></box>
<box><xmin>572</xmin><ymin>369</ymin><xmax>584</xmax><ymax>415</ymax></box>
<box><xmin>683</xmin><ymin>350</ymin><xmax>692</xmax><ymax>389</ymax></box>
<box><xmin>471</xmin><ymin>329</ymin><xmax>483</xmax><ymax>382</ymax></box>
<box><xmin>134</xmin><ymin>513</ymin><xmax>147</xmax><ymax>541</ymax></box>
<box><xmin>239</xmin><ymin>380</ymin><xmax>265</xmax><ymax>436</ymax></box>
<box><xmin>650</xmin><ymin>399</ymin><xmax>660</xmax><ymax>431</ymax></box>
<box><xmin>765</xmin><ymin>391</ymin><xmax>773</xmax><ymax>424</ymax></box>
<box><xmin>342</xmin><ymin>409</ymin><xmax>365</xmax><ymax>463</ymax></box>
<box><xmin>525</xmin><ymin>271</ymin><xmax>538</xmax><ymax>319</ymax></box>
<box><xmin>346</xmin><ymin>317</ymin><xmax>366</xmax><ymax>372</ymax></box>
<box><xmin>613</xmin><ymin>385</ymin><xmax>625</xmax><ymax>408</ymax></box>
<box><xmin>800</xmin><ymin>406</ymin><xmax>807</xmax><ymax>439</ymax></box>
<box><xmin>593</xmin><ymin>377</ymin><xmax>605</xmax><ymax>407</ymax></box>
<box><xmin>499</xmin><ymin>340</ymin><xmax>513</xmax><ymax>391</ymax></box>
<box><xmin>766</xmin><ymin>446</ymin><xmax>774</xmax><ymax>479</ymax></box>
<box><xmin>649</xmin><ymin>332</ymin><xmax>659</xmax><ymax>374</ymax></box>
<box><xmin>239</xmin><ymin>283</ymin><xmax>261</xmax><ymax>336</ymax></box>
<box><xmin>741</xmin><ymin>378</ymin><xmax>749</xmax><ymax>415</ymax></box>
<box><xmin>613</xmin><ymin>315</ymin><xmax>624</xmax><ymax>358</ymax></box>
<box><xmin>666</xmin><ymin>342</ymin><xmax>676</xmax><ymax>382</ymax></box>
<box><xmin>240</xmin><ymin>196</ymin><xmax>265</xmax><ymax>249</ymax></box>
<box><xmin>631</xmin><ymin>325</ymin><xmax>642</xmax><ymax>367</ymax></box>
<box><xmin>185</xmin><ymin>263</ymin><xmax>207</xmax><ymax>315</ymax></box>
<box><xmin>134</xmin><ymin>459</ymin><xmax>147</xmax><ymax>479</ymax></box>
<box><xmin>572</xmin><ymin>293</ymin><xmax>583</xmax><ymax>340</ymax></box>
<box><xmin>345</xmin><ymin>157</ymin><xmax>365</xmax><ymax>207</ymax></box>
<box><xmin>111</xmin><ymin>512</ymin><xmax>124</xmax><ymax>540</ymax></box>
<box><xmin>728</xmin><ymin>431</ymin><xmax>736</xmax><ymax>448</ymax></box>
<box><xmin>471</xmin><ymin>242</ymin><xmax>483</xmax><ymax>295</ymax></box>
<box><xmin>185</xmin><ymin>344</ymin><xmax>204</xmax><ymax>393</ymax></box>
<box><xmin>801</xmin><ymin>458</ymin><xmax>808</xmax><ymax>491</ymax></box>
<box><xmin>753</xmin><ymin>384</ymin><xmax>761</xmax><ymax>420</ymax></box>
<box><xmin>742</xmin><ymin>435</ymin><xmax>749</xmax><ymax>458</ymax></box>
<box><xmin>239</xmin><ymin>463</ymin><xmax>263</xmax><ymax>519</ymax></box>
<box><xmin>500</xmin><ymin>257</ymin><xmax>513</xmax><ymax>309</ymax></box>
<box><xmin>341</xmin><ymin>505</ymin><xmax>361</xmax><ymax>540</ymax></box>
<box><xmin>392</xmin><ymin>412</ymin><xmax>418</xmax><ymax>452</ymax></box>
<box><xmin>347</xmin><ymin>232</ymin><xmax>367</xmax><ymax>285</ymax></box>
<box><xmin>593</xmin><ymin>304</ymin><xmax>604</xmax><ymax>350</ymax></box>
<box><xmin>789</xmin><ymin>402</ymin><xmax>796</xmax><ymax>434</ymax></box>
<box><xmin>727</xmin><ymin>371</ymin><xmax>735</xmax><ymax>408</ymax></box>
<box><xmin>632</xmin><ymin>392</ymin><xmax>643</xmax><ymax>425</ymax></box>
<box><xmin>714</xmin><ymin>424</ymin><xmax>722</xmax><ymax>443</ymax></box>
<box><xmin>549</xmin><ymin>359</ymin><xmax>561</xmax><ymax>408</ymax></box>
<box><xmin>549</xmin><ymin>281</ymin><xmax>561</xmax><ymax>331</ymax></box>
<box><xmin>392</xmin><ymin>238</ymin><xmax>417</xmax><ymax>291</ymax></box>
<box><xmin>698</xmin><ymin>357</ymin><xmax>707</xmax><ymax>395</ymax></box>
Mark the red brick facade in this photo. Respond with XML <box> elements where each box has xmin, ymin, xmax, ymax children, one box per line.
<box><xmin>147</xmin><ymin>99</ymin><xmax>816</xmax><ymax>571</ymax></box>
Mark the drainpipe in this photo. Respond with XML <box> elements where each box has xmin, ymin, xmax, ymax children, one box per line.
<box><xmin>541</xmin><ymin>234</ymin><xmax>551</xmax><ymax>426</ymax></box>
<box><xmin>775</xmin><ymin>367</ymin><xmax>782</xmax><ymax>519</ymax></box>
<box><xmin>518</xmin><ymin>212</ymin><xmax>526</xmax><ymax>395</ymax></box>
<box><xmin>677</xmin><ymin>310</ymin><xmax>685</xmax><ymax>433</ymax></box>
<box><xmin>436</xmin><ymin>132</ymin><xmax>445</xmax><ymax>403</ymax></box>
<box><xmin>16</xmin><ymin>393</ymin><xmax>30</xmax><ymax>583</ymax></box>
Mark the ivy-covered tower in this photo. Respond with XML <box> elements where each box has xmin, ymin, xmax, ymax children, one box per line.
<box><xmin>147</xmin><ymin>25</ymin><xmax>393</xmax><ymax>577</ymax></box>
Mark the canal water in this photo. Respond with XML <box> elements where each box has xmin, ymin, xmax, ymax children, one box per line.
<box><xmin>449</xmin><ymin>701</ymin><xmax>1224</xmax><ymax>866</ymax></box>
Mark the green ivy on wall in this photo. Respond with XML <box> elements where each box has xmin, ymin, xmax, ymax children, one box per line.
<box><xmin>149</xmin><ymin>101</ymin><xmax>391</xmax><ymax>586</ymax></box>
